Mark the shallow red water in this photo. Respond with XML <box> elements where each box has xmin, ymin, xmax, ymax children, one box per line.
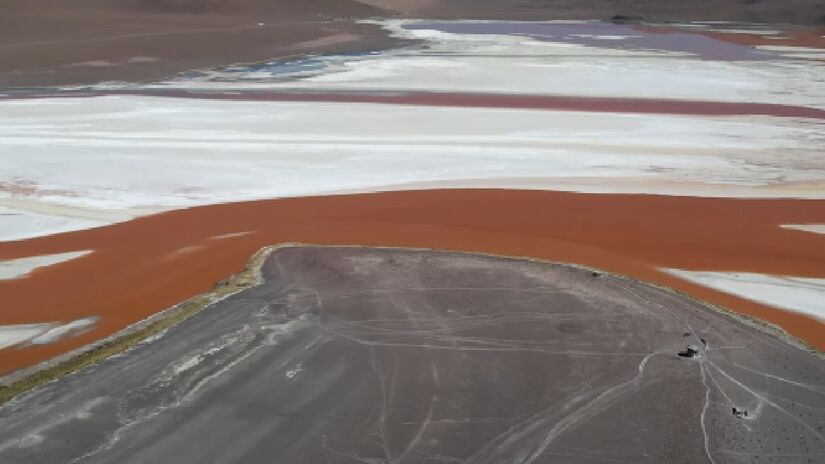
<box><xmin>2</xmin><ymin>189</ymin><xmax>825</xmax><ymax>374</ymax></box>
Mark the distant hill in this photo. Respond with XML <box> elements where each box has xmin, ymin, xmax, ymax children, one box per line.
<box><xmin>133</xmin><ymin>0</ymin><xmax>385</xmax><ymax>16</ymax></box>
<box><xmin>362</xmin><ymin>0</ymin><xmax>825</xmax><ymax>25</ymax></box>
<box><xmin>0</xmin><ymin>0</ymin><xmax>386</xmax><ymax>17</ymax></box>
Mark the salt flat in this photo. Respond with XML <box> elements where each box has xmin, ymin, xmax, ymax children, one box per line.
<box><xmin>0</xmin><ymin>317</ymin><xmax>98</xmax><ymax>351</ymax></box>
<box><xmin>0</xmin><ymin>250</ymin><xmax>90</xmax><ymax>280</ymax></box>
<box><xmin>0</xmin><ymin>325</ymin><xmax>51</xmax><ymax>351</ymax></box>
<box><xmin>165</xmin><ymin>20</ymin><xmax>825</xmax><ymax>110</ymax></box>
<box><xmin>1</xmin><ymin>98</ymin><xmax>822</xmax><ymax>230</ymax></box>
<box><xmin>663</xmin><ymin>269</ymin><xmax>825</xmax><ymax>322</ymax></box>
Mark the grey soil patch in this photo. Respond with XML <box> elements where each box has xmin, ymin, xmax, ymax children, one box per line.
<box><xmin>1</xmin><ymin>246</ymin><xmax>824</xmax><ymax>463</ymax></box>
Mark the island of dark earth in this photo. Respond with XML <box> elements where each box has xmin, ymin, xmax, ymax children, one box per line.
<box><xmin>1</xmin><ymin>246</ymin><xmax>823</xmax><ymax>464</ymax></box>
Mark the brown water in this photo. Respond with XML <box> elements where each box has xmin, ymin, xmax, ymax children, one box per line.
<box><xmin>2</xmin><ymin>189</ymin><xmax>825</xmax><ymax>374</ymax></box>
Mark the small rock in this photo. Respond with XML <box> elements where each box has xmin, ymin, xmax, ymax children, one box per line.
<box><xmin>678</xmin><ymin>345</ymin><xmax>700</xmax><ymax>358</ymax></box>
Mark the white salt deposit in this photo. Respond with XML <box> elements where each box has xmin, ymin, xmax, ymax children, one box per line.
<box><xmin>780</xmin><ymin>224</ymin><xmax>825</xmax><ymax>235</ymax></box>
<box><xmin>0</xmin><ymin>324</ymin><xmax>51</xmax><ymax>350</ymax></box>
<box><xmin>663</xmin><ymin>269</ymin><xmax>825</xmax><ymax>322</ymax></box>
<box><xmin>28</xmin><ymin>317</ymin><xmax>99</xmax><ymax>345</ymax></box>
<box><xmin>0</xmin><ymin>250</ymin><xmax>91</xmax><ymax>280</ymax></box>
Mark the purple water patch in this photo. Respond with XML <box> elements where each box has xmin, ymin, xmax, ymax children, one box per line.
<box><xmin>404</xmin><ymin>22</ymin><xmax>773</xmax><ymax>61</ymax></box>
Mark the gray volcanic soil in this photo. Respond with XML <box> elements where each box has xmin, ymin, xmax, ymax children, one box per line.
<box><xmin>1</xmin><ymin>246</ymin><xmax>824</xmax><ymax>463</ymax></box>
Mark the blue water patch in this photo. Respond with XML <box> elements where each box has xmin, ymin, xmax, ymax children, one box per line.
<box><xmin>186</xmin><ymin>49</ymin><xmax>385</xmax><ymax>83</ymax></box>
<box><xmin>223</xmin><ymin>57</ymin><xmax>327</xmax><ymax>76</ymax></box>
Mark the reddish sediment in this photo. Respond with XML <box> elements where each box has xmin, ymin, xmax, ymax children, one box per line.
<box><xmin>3</xmin><ymin>90</ymin><xmax>825</xmax><ymax>120</ymax></box>
<box><xmin>2</xmin><ymin>189</ymin><xmax>825</xmax><ymax>374</ymax></box>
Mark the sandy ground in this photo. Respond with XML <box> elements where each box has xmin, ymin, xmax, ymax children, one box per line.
<box><xmin>0</xmin><ymin>207</ymin><xmax>107</xmax><ymax>242</ymax></box>
<box><xmin>0</xmin><ymin>325</ymin><xmax>51</xmax><ymax>351</ymax></box>
<box><xmin>2</xmin><ymin>1</ymin><xmax>824</xmax><ymax>88</ymax></box>
<box><xmin>1</xmin><ymin>189</ymin><xmax>825</xmax><ymax>374</ymax></box>
<box><xmin>1</xmin><ymin>246</ymin><xmax>824</xmax><ymax>463</ymax></box>
<box><xmin>0</xmin><ymin>0</ymin><xmax>397</xmax><ymax>88</ymax></box>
